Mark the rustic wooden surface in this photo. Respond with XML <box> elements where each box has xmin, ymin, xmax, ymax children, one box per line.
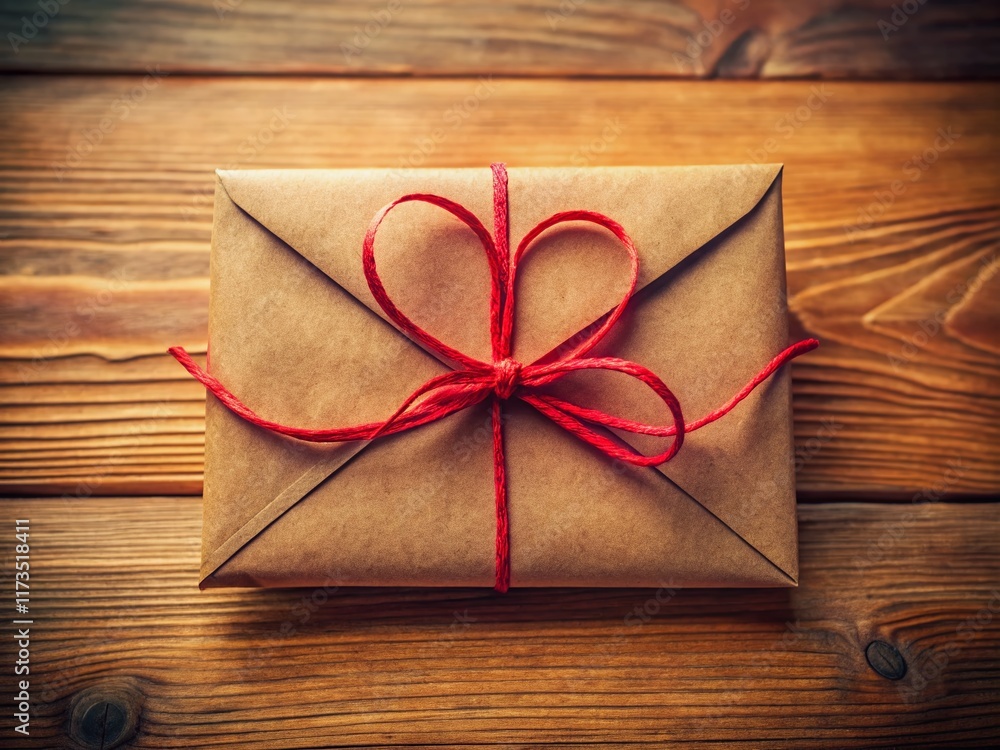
<box><xmin>1</xmin><ymin>78</ymin><xmax>998</xmax><ymax>498</ymax></box>
<box><xmin>1</xmin><ymin>0</ymin><xmax>998</xmax><ymax>746</ymax></box>
<box><xmin>1</xmin><ymin>0</ymin><xmax>999</xmax><ymax>78</ymax></box>
<box><xmin>0</xmin><ymin>498</ymin><xmax>997</xmax><ymax>748</ymax></box>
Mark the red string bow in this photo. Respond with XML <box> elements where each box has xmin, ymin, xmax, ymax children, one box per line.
<box><xmin>169</xmin><ymin>162</ymin><xmax>819</xmax><ymax>592</ymax></box>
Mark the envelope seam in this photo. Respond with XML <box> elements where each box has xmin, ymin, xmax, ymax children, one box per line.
<box><xmin>653</xmin><ymin>471</ymin><xmax>798</xmax><ymax>585</ymax></box>
<box><xmin>200</xmin><ymin>434</ymin><xmax>369</xmax><ymax>586</ymax></box>
<box><xmin>528</xmin><ymin>165</ymin><xmax>783</xmax><ymax>365</ymax></box>
<box><xmin>521</xmin><ymin>399</ymin><xmax>798</xmax><ymax>586</ymax></box>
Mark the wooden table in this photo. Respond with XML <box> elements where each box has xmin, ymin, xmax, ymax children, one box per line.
<box><xmin>1</xmin><ymin>1</ymin><xmax>998</xmax><ymax>747</ymax></box>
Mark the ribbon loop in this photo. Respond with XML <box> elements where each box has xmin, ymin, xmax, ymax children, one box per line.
<box><xmin>505</xmin><ymin>210</ymin><xmax>640</xmax><ymax>364</ymax></box>
<box><xmin>363</xmin><ymin>193</ymin><xmax>499</xmax><ymax>371</ymax></box>
<box><xmin>169</xmin><ymin>162</ymin><xmax>819</xmax><ymax>594</ymax></box>
<box><xmin>520</xmin><ymin>355</ymin><xmax>685</xmax><ymax>467</ymax></box>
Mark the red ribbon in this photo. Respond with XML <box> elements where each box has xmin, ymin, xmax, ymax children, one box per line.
<box><xmin>169</xmin><ymin>163</ymin><xmax>819</xmax><ymax>592</ymax></box>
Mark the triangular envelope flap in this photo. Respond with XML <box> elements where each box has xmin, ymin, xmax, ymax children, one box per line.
<box><xmin>201</xmin><ymin>180</ymin><xmax>453</xmax><ymax>577</ymax></box>
<box><xmin>645</xmin><ymin>178</ymin><xmax>798</xmax><ymax>581</ymax></box>
<box><xmin>217</xmin><ymin>165</ymin><xmax>782</xmax><ymax>366</ymax></box>
<box><xmin>217</xmin><ymin>168</ymin><xmax>500</xmax><ymax>363</ymax></box>
<box><xmin>506</xmin><ymin>164</ymin><xmax>782</xmax><ymax>363</ymax></box>
<box><xmin>535</xmin><ymin>176</ymin><xmax>798</xmax><ymax>581</ymax></box>
<box><xmin>214</xmin><ymin>399</ymin><xmax>792</xmax><ymax>588</ymax></box>
<box><xmin>503</xmin><ymin>403</ymin><xmax>795</xmax><ymax>587</ymax></box>
<box><xmin>504</xmin><ymin>166</ymin><xmax>798</xmax><ymax>581</ymax></box>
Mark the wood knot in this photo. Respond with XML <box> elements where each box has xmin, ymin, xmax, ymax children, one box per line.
<box><xmin>68</xmin><ymin>682</ymin><xmax>142</xmax><ymax>749</ymax></box>
<box><xmin>865</xmin><ymin>640</ymin><xmax>907</xmax><ymax>680</ymax></box>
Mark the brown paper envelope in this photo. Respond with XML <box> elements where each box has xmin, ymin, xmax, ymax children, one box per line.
<box><xmin>198</xmin><ymin>165</ymin><xmax>797</xmax><ymax>589</ymax></box>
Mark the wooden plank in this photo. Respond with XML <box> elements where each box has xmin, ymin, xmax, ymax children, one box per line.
<box><xmin>0</xmin><ymin>498</ymin><xmax>996</xmax><ymax>747</ymax></box>
<box><xmin>1</xmin><ymin>77</ymin><xmax>998</xmax><ymax>497</ymax></box>
<box><xmin>0</xmin><ymin>0</ymin><xmax>998</xmax><ymax>78</ymax></box>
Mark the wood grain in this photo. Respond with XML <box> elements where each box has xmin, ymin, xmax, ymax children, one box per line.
<box><xmin>0</xmin><ymin>497</ymin><xmax>997</xmax><ymax>747</ymax></box>
<box><xmin>1</xmin><ymin>77</ymin><xmax>998</xmax><ymax>497</ymax></box>
<box><xmin>0</xmin><ymin>0</ymin><xmax>998</xmax><ymax>78</ymax></box>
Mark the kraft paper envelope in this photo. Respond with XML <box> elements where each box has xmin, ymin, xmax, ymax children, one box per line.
<box><xmin>197</xmin><ymin>164</ymin><xmax>799</xmax><ymax>589</ymax></box>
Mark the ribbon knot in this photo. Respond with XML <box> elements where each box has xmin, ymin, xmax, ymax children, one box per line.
<box><xmin>168</xmin><ymin>162</ymin><xmax>818</xmax><ymax>594</ymax></box>
<box><xmin>493</xmin><ymin>358</ymin><xmax>522</xmax><ymax>399</ymax></box>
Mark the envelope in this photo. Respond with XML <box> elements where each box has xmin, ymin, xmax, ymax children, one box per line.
<box><xmin>196</xmin><ymin>164</ymin><xmax>799</xmax><ymax>589</ymax></box>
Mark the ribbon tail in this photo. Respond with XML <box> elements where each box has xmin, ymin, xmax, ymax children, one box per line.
<box><xmin>168</xmin><ymin>346</ymin><xmax>483</xmax><ymax>443</ymax></box>
<box><xmin>491</xmin><ymin>396</ymin><xmax>511</xmax><ymax>593</ymax></box>
<box><xmin>684</xmin><ymin>337</ymin><xmax>819</xmax><ymax>432</ymax></box>
<box><xmin>168</xmin><ymin>346</ymin><xmax>360</xmax><ymax>441</ymax></box>
<box><xmin>527</xmin><ymin>338</ymin><xmax>819</xmax><ymax>438</ymax></box>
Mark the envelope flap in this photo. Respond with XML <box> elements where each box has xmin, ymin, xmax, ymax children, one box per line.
<box><xmin>217</xmin><ymin>167</ymin><xmax>499</xmax><ymax>364</ymax></box>
<box><xmin>534</xmin><ymin>174</ymin><xmax>799</xmax><ymax>582</ymax></box>
<box><xmin>506</xmin><ymin>164</ymin><xmax>783</xmax><ymax>363</ymax></box>
<box><xmin>217</xmin><ymin>165</ymin><xmax>782</xmax><ymax>365</ymax></box>
<box><xmin>200</xmin><ymin>177</ymin><xmax>461</xmax><ymax>584</ymax></box>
